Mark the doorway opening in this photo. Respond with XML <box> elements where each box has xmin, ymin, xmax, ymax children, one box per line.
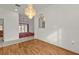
<box><xmin>0</xmin><ymin>18</ymin><xmax>4</xmax><ymax>42</ymax></box>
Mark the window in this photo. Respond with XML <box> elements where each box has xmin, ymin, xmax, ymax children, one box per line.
<box><xmin>25</xmin><ymin>25</ymin><xmax>28</xmax><ymax>32</ymax></box>
<box><xmin>21</xmin><ymin>25</ymin><xmax>25</xmax><ymax>32</ymax></box>
<box><xmin>19</xmin><ymin>25</ymin><xmax>22</xmax><ymax>33</ymax></box>
<box><xmin>19</xmin><ymin>24</ymin><xmax>28</xmax><ymax>33</ymax></box>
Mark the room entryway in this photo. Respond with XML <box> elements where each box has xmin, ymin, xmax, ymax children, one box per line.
<box><xmin>0</xmin><ymin>19</ymin><xmax>4</xmax><ymax>43</ymax></box>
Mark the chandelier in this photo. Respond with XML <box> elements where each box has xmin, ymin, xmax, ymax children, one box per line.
<box><xmin>25</xmin><ymin>4</ymin><xmax>36</xmax><ymax>19</ymax></box>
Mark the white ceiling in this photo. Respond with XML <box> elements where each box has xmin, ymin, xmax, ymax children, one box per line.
<box><xmin>1</xmin><ymin>4</ymin><xmax>79</xmax><ymax>16</ymax></box>
<box><xmin>0</xmin><ymin>4</ymin><xmax>49</xmax><ymax>16</ymax></box>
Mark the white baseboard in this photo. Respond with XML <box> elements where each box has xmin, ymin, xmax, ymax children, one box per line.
<box><xmin>0</xmin><ymin>36</ymin><xmax>34</xmax><ymax>47</ymax></box>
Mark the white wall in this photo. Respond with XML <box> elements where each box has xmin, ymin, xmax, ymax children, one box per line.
<box><xmin>0</xmin><ymin>8</ymin><xmax>19</xmax><ymax>41</ymax></box>
<box><xmin>29</xmin><ymin>18</ymin><xmax>34</xmax><ymax>33</ymax></box>
<box><xmin>34</xmin><ymin>5</ymin><xmax>79</xmax><ymax>53</ymax></box>
<box><xmin>0</xmin><ymin>19</ymin><xmax>3</xmax><ymax>25</ymax></box>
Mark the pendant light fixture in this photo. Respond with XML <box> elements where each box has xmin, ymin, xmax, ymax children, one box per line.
<box><xmin>25</xmin><ymin>4</ymin><xmax>36</xmax><ymax>19</ymax></box>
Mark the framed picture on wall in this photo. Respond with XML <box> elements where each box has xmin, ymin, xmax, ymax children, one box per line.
<box><xmin>39</xmin><ymin>14</ymin><xmax>45</xmax><ymax>28</ymax></box>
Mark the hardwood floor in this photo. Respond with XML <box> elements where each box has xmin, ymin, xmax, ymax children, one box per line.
<box><xmin>0</xmin><ymin>39</ymin><xmax>78</xmax><ymax>55</ymax></box>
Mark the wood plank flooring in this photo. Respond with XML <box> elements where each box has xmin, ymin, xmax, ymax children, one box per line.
<box><xmin>0</xmin><ymin>39</ymin><xmax>78</xmax><ymax>55</ymax></box>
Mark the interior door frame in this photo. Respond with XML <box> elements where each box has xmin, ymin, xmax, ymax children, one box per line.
<box><xmin>0</xmin><ymin>18</ymin><xmax>4</xmax><ymax>42</ymax></box>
